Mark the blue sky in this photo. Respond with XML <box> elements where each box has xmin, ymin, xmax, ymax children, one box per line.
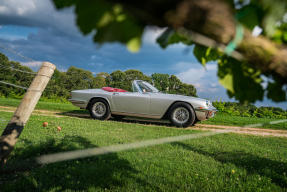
<box><xmin>0</xmin><ymin>0</ymin><xmax>286</xmax><ymax>109</ymax></box>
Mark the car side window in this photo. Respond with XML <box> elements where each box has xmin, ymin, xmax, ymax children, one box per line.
<box><xmin>132</xmin><ymin>82</ymin><xmax>139</xmax><ymax>92</ymax></box>
<box><xmin>138</xmin><ymin>82</ymin><xmax>153</xmax><ymax>92</ymax></box>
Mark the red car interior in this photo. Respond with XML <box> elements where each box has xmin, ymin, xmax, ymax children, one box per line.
<box><xmin>102</xmin><ymin>87</ymin><xmax>128</xmax><ymax>92</ymax></box>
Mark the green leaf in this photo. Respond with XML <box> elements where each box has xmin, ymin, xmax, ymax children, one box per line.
<box><xmin>54</xmin><ymin>0</ymin><xmax>144</xmax><ymax>52</ymax></box>
<box><xmin>157</xmin><ymin>28</ymin><xmax>193</xmax><ymax>49</ymax></box>
<box><xmin>267</xmin><ymin>81</ymin><xmax>286</xmax><ymax>102</ymax></box>
<box><xmin>126</xmin><ymin>37</ymin><xmax>141</xmax><ymax>53</ymax></box>
<box><xmin>219</xmin><ymin>73</ymin><xmax>234</xmax><ymax>93</ymax></box>
<box><xmin>218</xmin><ymin>57</ymin><xmax>264</xmax><ymax>103</ymax></box>
<box><xmin>236</xmin><ymin>5</ymin><xmax>260</xmax><ymax>30</ymax></box>
<box><xmin>193</xmin><ymin>45</ymin><xmax>220</xmax><ymax>67</ymax></box>
<box><xmin>261</xmin><ymin>0</ymin><xmax>286</xmax><ymax>36</ymax></box>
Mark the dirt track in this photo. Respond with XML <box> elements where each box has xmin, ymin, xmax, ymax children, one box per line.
<box><xmin>1</xmin><ymin>105</ymin><xmax>287</xmax><ymax>138</ymax></box>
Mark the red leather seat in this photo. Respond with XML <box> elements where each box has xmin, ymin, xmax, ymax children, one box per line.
<box><xmin>102</xmin><ymin>87</ymin><xmax>127</xmax><ymax>92</ymax></box>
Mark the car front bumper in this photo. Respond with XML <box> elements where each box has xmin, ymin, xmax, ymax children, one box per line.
<box><xmin>195</xmin><ymin>107</ymin><xmax>217</xmax><ymax>121</ymax></box>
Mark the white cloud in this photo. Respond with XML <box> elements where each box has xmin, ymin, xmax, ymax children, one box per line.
<box><xmin>0</xmin><ymin>0</ymin><xmax>79</xmax><ymax>36</ymax></box>
<box><xmin>142</xmin><ymin>27</ymin><xmax>166</xmax><ymax>45</ymax></box>
<box><xmin>0</xmin><ymin>0</ymin><xmax>36</xmax><ymax>15</ymax></box>
<box><xmin>252</xmin><ymin>26</ymin><xmax>263</xmax><ymax>37</ymax></box>
<box><xmin>176</xmin><ymin>63</ymin><xmax>217</xmax><ymax>84</ymax></box>
<box><xmin>21</xmin><ymin>61</ymin><xmax>43</xmax><ymax>67</ymax></box>
<box><xmin>142</xmin><ymin>27</ymin><xmax>185</xmax><ymax>49</ymax></box>
<box><xmin>177</xmin><ymin>67</ymin><xmax>206</xmax><ymax>84</ymax></box>
<box><xmin>175</xmin><ymin>62</ymin><xmax>224</xmax><ymax>100</ymax></box>
<box><xmin>171</xmin><ymin>61</ymin><xmax>198</xmax><ymax>72</ymax></box>
<box><xmin>0</xmin><ymin>5</ymin><xmax>9</xmax><ymax>14</ymax></box>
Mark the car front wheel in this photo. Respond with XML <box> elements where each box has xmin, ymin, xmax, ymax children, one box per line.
<box><xmin>169</xmin><ymin>102</ymin><xmax>196</xmax><ymax>128</ymax></box>
<box><xmin>89</xmin><ymin>98</ymin><xmax>111</xmax><ymax>120</ymax></box>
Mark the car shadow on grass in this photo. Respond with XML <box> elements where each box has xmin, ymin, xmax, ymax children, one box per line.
<box><xmin>1</xmin><ymin>135</ymin><xmax>157</xmax><ymax>191</ymax></box>
<box><xmin>172</xmin><ymin>142</ymin><xmax>287</xmax><ymax>188</ymax></box>
<box><xmin>58</xmin><ymin>110</ymin><xmax>173</xmax><ymax>127</ymax></box>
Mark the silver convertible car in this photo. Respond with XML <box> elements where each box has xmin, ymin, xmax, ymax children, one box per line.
<box><xmin>69</xmin><ymin>80</ymin><xmax>217</xmax><ymax>127</ymax></box>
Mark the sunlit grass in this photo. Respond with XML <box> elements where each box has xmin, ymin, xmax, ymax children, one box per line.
<box><xmin>201</xmin><ymin>112</ymin><xmax>287</xmax><ymax>130</ymax></box>
<box><xmin>0</xmin><ymin>110</ymin><xmax>286</xmax><ymax>191</ymax></box>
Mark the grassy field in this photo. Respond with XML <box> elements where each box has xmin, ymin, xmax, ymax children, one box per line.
<box><xmin>0</xmin><ymin>110</ymin><xmax>287</xmax><ymax>191</ymax></box>
<box><xmin>200</xmin><ymin>113</ymin><xmax>287</xmax><ymax>130</ymax></box>
<box><xmin>0</xmin><ymin>97</ymin><xmax>286</xmax><ymax>130</ymax></box>
<box><xmin>0</xmin><ymin>97</ymin><xmax>78</xmax><ymax>112</ymax></box>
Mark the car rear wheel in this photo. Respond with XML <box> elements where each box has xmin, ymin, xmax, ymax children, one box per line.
<box><xmin>169</xmin><ymin>102</ymin><xmax>196</xmax><ymax>128</ymax></box>
<box><xmin>89</xmin><ymin>98</ymin><xmax>111</xmax><ymax>120</ymax></box>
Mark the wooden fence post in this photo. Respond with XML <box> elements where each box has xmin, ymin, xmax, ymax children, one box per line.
<box><xmin>0</xmin><ymin>62</ymin><xmax>56</xmax><ymax>166</ymax></box>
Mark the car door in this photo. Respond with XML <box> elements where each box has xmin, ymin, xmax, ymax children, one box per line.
<box><xmin>112</xmin><ymin>92</ymin><xmax>150</xmax><ymax>114</ymax></box>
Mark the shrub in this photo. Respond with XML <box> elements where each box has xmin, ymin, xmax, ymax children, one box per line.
<box><xmin>213</xmin><ymin>101</ymin><xmax>287</xmax><ymax>119</ymax></box>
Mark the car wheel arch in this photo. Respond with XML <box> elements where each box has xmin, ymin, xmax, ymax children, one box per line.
<box><xmin>87</xmin><ymin>97</ymin><xmax>111</xmax><ymax>110</ymax></box>
<box><xmin>161</xmin><ymin>101</ymin><xmax>197</xmax><ymax>120</ymax></box>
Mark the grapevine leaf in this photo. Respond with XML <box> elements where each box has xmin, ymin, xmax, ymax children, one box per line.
<box><xmin>267</xmin><ymin>81</ymin><xmax>286</xmax><ymax>102</ymax></box>
<box><xmin>54</xmin><ymin>0</ymin><xmax>144</xmax><ymax>52</ymax></box>
<box><xmin>157</xmin><ymin>28</ymin><xmax>193</xmax><ymax>49</ymax></box>
<box><xmin>236</xmin><ymin>4</ymin><xmax>260</xmax><ymax>30</ymax></box>
<box><xmin>218</xmin><ymin>57</ymin><xmax>264</xmax><ymax>103</ymax></box>
<box><xmin>193</xmin><ymin>45</ymin><xmax>220</xmax><ymax>67</ymax></box>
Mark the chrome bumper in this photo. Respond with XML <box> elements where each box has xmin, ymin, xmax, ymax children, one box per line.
<box><xmin>195</xmin><ymin>107</ymin><xmax>217</xmax><ymax>120</ymax></box>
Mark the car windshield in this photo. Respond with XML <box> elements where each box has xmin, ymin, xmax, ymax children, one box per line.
<box><xmin>136</xmin><ymin>81</ymin><xmax>159</xmax><ymax>93</ymax></box>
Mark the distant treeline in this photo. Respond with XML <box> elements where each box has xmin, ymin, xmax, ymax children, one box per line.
<box><xmin>0</xmin><ymin>53</ymin><xmax>197</xmax><ymax>99</ymax></box>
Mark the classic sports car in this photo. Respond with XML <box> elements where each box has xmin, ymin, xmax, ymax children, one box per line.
<box><xmin>69</xmin><ymin>80</ymin><xmax>217</xmax><ymax>127</ymax></box>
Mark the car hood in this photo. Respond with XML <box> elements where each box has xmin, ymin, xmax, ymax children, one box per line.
<box><xmin>152</xmin><ymin>92</ymin><xmax>207</xmax><ymax>102</ymax></box>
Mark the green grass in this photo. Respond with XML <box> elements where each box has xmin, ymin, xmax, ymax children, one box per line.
<box><xmin>0</xmin><ymin>97</ymin><xmax>78</xmax><ymax>112</ymax></box>
<box><xmin>201</xmin><ymin>112</ymin><xmax>287</xmax><ymax>130</ymax></box>
<box><xmin>0</xmin><ymin>111</ymin><xmax>286</xmax><ymax>191</ymax></box>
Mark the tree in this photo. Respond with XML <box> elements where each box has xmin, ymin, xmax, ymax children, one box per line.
<box><xmin>125</xmin><ymin>69</ymin><xmax>151</xmax><ymax>83</ymax></box>
<box><xmin>53</xmin><ymin>0</ymin><xmax>287</xmax><ymax>103</ymax></box>
<box><xmin>151</xmin><ymin>73</ymin><xmax>170</xmax><ymax>92</ymax></box>
<box><xmin>168</xmin><ymin>75</ymin><xmax>196</xmax><ymax>96</ymax></box>
<box><xmin>168</xmin><ymin>75</ymin><xmax>182</xmax><ymax>94</ymax></box>
<box><xmin>64</xmin><ymin>66</ymin><xmax>96</xmax><ymax>92</ymax></box>
<box><xmin>0</xmin><ymin>52</ymin><xmax>197</xmax><ymax>98</ymax></box>
<box><xmin>93</xmin><ymin>72</ymin><xmax>109</xmax><ymax>88</ymax></box>
<box><xmin>0</xmin><ymin>53</ymin><xmax>33</xmax><ymax>97</ymax></box>
<box><xmin>44</xmin><ymin>69</ymin><xmax>69</xmax><ymax>98</ymax></box>
<box><xmin>151</xmin><ymin>73</ymin><xmax>197</xmax><ymax>96</ymax></box>
<box><xmin>107</xmin><ymin>70</ymin><xmax>130</xmax><ymax>90</ymax></box>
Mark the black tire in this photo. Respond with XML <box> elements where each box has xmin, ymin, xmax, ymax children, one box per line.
<box><xmin>168</xmin><ymin>102</ymin><xmax>196</xmax><ymax>128</ymax></box>
<box><xmin>88</xmin><ymin>98</ymin><xmax>111</xmax><ymax>120</ymax></box>
<box><xmin>112</xmin><ymin>114</ymin><xmax>125</xmax><ymax>120</ymax></box>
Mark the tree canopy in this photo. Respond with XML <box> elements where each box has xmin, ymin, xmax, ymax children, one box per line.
<box><xmin>0</xmin><ymin>53</ymin><xmax>197</xmax><ymax>99</ymax></box>
<box><xmin>53</xmin><ymin>0</ymin><xmax>287</xmax><ymax>103</ymax></box>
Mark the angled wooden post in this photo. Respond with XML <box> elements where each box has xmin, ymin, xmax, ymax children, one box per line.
<box><xmin>0</xmin><ymin>62</ymin><xmax>56</xmax><ymax>166</ymax></box>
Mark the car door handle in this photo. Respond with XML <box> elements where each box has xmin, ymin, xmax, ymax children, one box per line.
<box><xmin>113</xmin><ymin>92</ymin><xmax>119</xmax><ymax>95</ymax></box>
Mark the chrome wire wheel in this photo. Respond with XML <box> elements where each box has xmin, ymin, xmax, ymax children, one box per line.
<box><xmin>172</xmin><ymin>107</ymin><xmax>190</xmax><ymax>124</ymax></box>
<box><xmin>92</xmin><ymin>102</ymin><xmax>107</xmax><ymax>117</ymax></box>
